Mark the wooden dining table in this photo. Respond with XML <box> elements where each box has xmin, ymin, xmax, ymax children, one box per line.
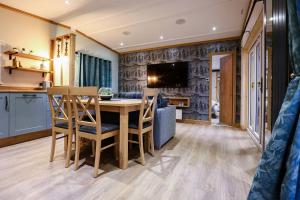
<box><xmin>94</xmin><ymin>98</ymin><xmax>142</xmax><ymax>169</ymax></box>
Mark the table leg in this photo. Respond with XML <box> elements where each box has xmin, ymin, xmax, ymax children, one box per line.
<box><xmin>119</xmin><ymin>107</ymin><xmax>128</xmax><ymax>169</ymax></box>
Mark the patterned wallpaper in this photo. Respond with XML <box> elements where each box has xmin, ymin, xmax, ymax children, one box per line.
<box><xmin>119</xmin><ymin>40</ymin><xmax>241</xmax><ymax>122</ymax></box>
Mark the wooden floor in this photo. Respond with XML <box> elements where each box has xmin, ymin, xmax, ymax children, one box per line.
<box><xmin>0</xmin><ymin>123</ymin><xmax>261</xmax><ymax>200</ymax></box>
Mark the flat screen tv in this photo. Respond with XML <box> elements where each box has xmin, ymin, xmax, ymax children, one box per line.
<box><xmin>147</xmin><ymin>61</ymin><xmax>189</xmax><ymax>88</ymax></box>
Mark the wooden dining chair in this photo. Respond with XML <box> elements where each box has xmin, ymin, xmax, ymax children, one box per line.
<box><xmin>47</xmin><ymin>86</ymin><xmax>74</xmax><ymax>168</ymax></box>
<box><xmin>69</xmin><ymin>87</ymin><xmax>119</xmax><ymax>178</ymax></box>
<box><xmin>128</xmin><ymin>88</ymin><xmax>158</xmax><ymax>165</ymax></box>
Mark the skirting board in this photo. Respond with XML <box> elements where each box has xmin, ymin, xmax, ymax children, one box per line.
<box><xmin>176</xmin><ymin>119</ymin><xmax>211</xmax><ymax>125</ymax></box>
<box><xmin>0</xmin><ymin>129</ymin><xmax>52</xmax><ymax>148</ymax></box>
<box><xmin>246</xmin><ymin>128</ymin><xmax>263</xmax><ymax>152</ymax></box>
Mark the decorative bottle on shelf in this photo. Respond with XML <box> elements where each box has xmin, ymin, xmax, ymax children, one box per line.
<box><xmin>40</xmin><ymin>60</ymin><xmax>45</xmax><ymax>70</ymax></box>
<box><xmin>12</xmin><ymin>57</ymin><xmax>17</xmax><ymax>68</ymax></box>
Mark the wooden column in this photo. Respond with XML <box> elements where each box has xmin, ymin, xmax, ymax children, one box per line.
<box><xmin>271</xmin><ymin>0</ymin><xmax>289</xmax><ymax>129</ymax></box>
<box><xmin>69</xmin><ymin>33</ymin><xmax>76</xmax><ymax>87</ymax></box>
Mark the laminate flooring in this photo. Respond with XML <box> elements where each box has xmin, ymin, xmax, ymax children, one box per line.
<box><xmin>0</xmin><ymin>123</ymin><xmax>261</xmax><ymax>200</ymax></box>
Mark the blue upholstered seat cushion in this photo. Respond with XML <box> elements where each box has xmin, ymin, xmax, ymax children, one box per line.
<box><xmin>129</xmin><ymin>122</ymin><xmax>152</xmax><ymax>129</ymax></box>
<box><xmin>79</xmin><ymin>123</ymin><xmax>119</xmax><ymax>134</ymax></box>
<box><xmin>55</xmin><ymin>120</ymin><xmax>75</xmax><ymax>129</ymax></box>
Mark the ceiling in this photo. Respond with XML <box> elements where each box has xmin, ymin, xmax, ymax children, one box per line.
<box><xmin>0</xmin><ymin>0</ymin><xmax>250</xmax><ymax>52</ymax></box>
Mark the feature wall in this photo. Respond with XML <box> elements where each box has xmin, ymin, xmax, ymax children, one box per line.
<box><xmin>119</xmin><ymin>40</ymin><xmax>241</xmax><ymax>122</ymax></box>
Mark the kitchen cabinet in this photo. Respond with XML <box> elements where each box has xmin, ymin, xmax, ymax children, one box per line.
<box><xmin>45</xmin><ymin>95</ymin><xmax>52</xmax><ymax>129</ymax></box>
<box><xmin>0</xmin><ymin>93</ymin><xmax>10</xmax><ymax>138</ymax></box>
<box><xmin>9</xmin><ymin>93</ymin><xmax>47</xmax><ymax>136</ymax></box>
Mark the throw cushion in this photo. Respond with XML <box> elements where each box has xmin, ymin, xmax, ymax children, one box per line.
<box><xmin>157</xmin><ymin>94</ymin><xmax>168</xmax><ymax>108</ymax></box>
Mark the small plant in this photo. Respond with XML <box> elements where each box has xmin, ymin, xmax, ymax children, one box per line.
<box><xmin>98</xmin><ymin>87</ymin><xmax>112</xmax><ymax>96</ymax></box>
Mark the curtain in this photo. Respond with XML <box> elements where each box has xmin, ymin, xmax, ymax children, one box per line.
<box><xmin>77</xmin><ymin>52</ymin><xmax>112</xmax><ymax>88</ymax></box>
<box><xmin>248</xmin><ymin>0</ymin><xmax>300</xmax><ymax>199</ymax></box>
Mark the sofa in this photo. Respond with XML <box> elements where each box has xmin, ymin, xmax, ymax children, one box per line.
<box><xmin>118</xmin><ymin>92</ymin><xmax>176</xmax><ymax>149</ymax></box>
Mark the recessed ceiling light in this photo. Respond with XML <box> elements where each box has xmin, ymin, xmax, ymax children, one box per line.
<box><xmin>120</xmin><ymin>42</ymin><xmax>124</xmax><ymax>46</ymax></box>
<box><xmin>269</xmin><ymin>17</ymin><xmax>273</xmax><ymax>21</ymax></box>
<box><xmin>160</xmin><ymin>35</ymin><xmax>164</xmax><ymax>40</ymax></box>
<box><xmin>176</xmin><ymin>19</ymin><xmax>186</xmax><ymax>25</ymax></box>
<box><xmin>212</xmin><ymin>27</ymin><xmax>217</xmax><ymax>31</ymax></box>
<box><xmin>123</xmin><ymin>31</ymin><xmax>131</xmax><ymax>36</ymax></box>
<box><xmin>65</xmin><ymin>0</ymin><xmax>70</xmax><ymax>5</ymax></box>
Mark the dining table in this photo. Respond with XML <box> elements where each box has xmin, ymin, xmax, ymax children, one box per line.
<box><xmin>91</xmin><ymin>98</ymin><xmax>142</xmax><ymax>169</ymax></box>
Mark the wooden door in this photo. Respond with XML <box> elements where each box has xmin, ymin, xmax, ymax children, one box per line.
<box><xmin>219</xmin><ymin>55</ymin><xmax>233</xmax><ymax>125</ymax></box>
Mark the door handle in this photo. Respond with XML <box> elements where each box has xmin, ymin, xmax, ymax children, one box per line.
<box><xmin>5</xmin><ymin>96</ymin><xmax>9</xmax><ymax>112</ymax></box>
<box><xmin>251</xmin><ymin>82</ymin><xmax>255</xmax><ymax>88</ymax></box>
<box><xmin>22</xmin><ymin>94</ymin><xmax>37</xmax><ymax>98</ymax></box>
<box><xmin>257</xmin><ymin>82</ymin><xmax>261</xmax><ymax>89</ymax></box>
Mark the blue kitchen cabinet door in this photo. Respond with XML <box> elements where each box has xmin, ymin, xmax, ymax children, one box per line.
<box><xmin>10</xmin><ymin>93</ymin><xmax>47</xmax><ymax>136</ymax></box>
<box><xmin>0</xmin><ymin>93</ymin><xmax>10</xmax><ymax>138</ymax></box>
<box><xmin>45</xmin><ymin>95</ymin><xmax>52</xmax><ymax>129</ymax></box>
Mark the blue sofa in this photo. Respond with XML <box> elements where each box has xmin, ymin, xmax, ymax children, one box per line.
<box><xmin>118</xmin><ymin>92</ymin><xmax>176</xmax><ymax>149</ymax></box>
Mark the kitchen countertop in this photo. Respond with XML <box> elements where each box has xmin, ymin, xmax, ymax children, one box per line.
<box><xmin>0</xmin><ymin>89</ymin><xmax>47</xmax><ymax>93</ymax></box>
<box><xmin>0</xmin><ymin>86</ymin><xmax>47</xmax><ymax>93</ymax></box>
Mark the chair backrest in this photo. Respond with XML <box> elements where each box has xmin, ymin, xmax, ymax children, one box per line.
<box><xmin>138</xmin><ymin>88</ymin><xmax>159</xmax><ymax>130</ymax></box>
<box><xmin>69</xmin><ymin>87</ymin><xmax>101</xmax><ymax>135</ymax></box>
<box><xmin>47</xmin><ymin>86</ymin><xmax>72</xmax><ymax>128</ymax></box>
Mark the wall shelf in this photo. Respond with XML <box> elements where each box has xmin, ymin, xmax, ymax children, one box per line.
<box><xmin>4</xmin><ymin>66</ymin><xmax>53</xmax><ymax>77</ymax></box>
<box><xmin>167</xmin><ymin>97</ymin><xmax>190</xmax><ymax>108</ymax></box>
<box><xmin>4</xmin><ymin>51</ymin><xmax>50</xmax><ymax>61</ymax></box>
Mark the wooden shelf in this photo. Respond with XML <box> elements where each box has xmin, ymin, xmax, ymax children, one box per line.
<box><xmin>4</xmin><ymin>51</ymin><xmax>49</xmax><ymax>61</ymax></box>
<box><xmin>167</xmin><ymin>97</ymin><xmax>190</xmax><ymax>108</ymax></box>
<box><xmin>4</xmin><ymin>66</ymin><xmax>53</xmax><ymax>77</ymax></box>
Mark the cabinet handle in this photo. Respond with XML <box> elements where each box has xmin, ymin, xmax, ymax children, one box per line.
<box><xmin>22</xmin><ymin>94</ymin><xmax>37</xmax><ymax>98</ymax></box>
<box><xmin>5</xmin><ymin>96</ymin><xmax>9</xmax><ymax>112</ymax></box>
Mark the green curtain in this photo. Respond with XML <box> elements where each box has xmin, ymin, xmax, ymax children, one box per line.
<box><xmin>78</xmin><ymin>53</ymin><xmax>112</xmax><ymax>88</ymax></box>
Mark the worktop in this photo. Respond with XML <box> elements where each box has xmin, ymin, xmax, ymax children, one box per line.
<box><xmin>0</xmin><ymin>90</ymin><xmax>47</xmax><ymax>93</ymax></box>
<box><xmin>0</xmin><ymin>86</ymin><xmax>47</xmax><ymax>93</ymax></box>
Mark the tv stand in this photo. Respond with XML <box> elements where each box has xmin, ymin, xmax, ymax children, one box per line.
<box><xmin>167</xmin><ymin>97</ymin><xmax>190</xmax><ymax>108</ymax></box>
<box><xmin>167</xmin><ymin>97</ymin><xmax>190</xmax><ymax>120</ymax></box>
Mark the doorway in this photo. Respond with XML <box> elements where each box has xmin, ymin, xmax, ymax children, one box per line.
<box><xmin>210</xmin><ymin>53</ymin><xmax>235</xmax><ymax>126</ymax></box>
<box><xmin>248</xmin><ymin>35</ymin><xmax>263</xmax><ymax>140</ymax></box>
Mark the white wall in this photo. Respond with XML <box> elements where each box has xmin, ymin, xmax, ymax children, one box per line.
<box><xmin>212</xmin><ymin>71</ymin><xmax>218</xmax><ymax>102</ymax></box>
<box><xmin>0</xmin><ymin>7</ymin><xmax>119</xmax><ymax>91</ymax></box>
<box><xmin>0</xmin><ymin>7</ymin><xmax>54</xmax><ymax>87</ymax></box>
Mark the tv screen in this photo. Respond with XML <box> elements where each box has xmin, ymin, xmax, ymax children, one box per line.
<box><xmin>147</xmin><ymin>62</ymin><xmax>189</xmax><ymax>88</ymax></box>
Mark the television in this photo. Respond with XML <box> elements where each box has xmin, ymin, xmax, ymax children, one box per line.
<box><xmin>147</xmin><ymin>61</ymin><xmax>189</xmax><ymax>88</ymax></box>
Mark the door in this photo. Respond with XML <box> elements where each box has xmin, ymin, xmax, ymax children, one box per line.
<box><xmin>219</xmin><ymin>55</ymin><xmax>233</xmax><ymax>125</ymax></box>
<box><xmin>0</xmin><ymin>93</ymin><xmax>9</xmax><ymax>138</ymax></box>
<box><xmin>10</xmin><ymin>93</ymin><xmax>46</xmax><ymax>136</ymax></box>
<box><xmin>249</xmin><ymin>49</ymin><xmax>257</xmax><ymax>134</ymax></box>
<box><xmin>248</xmin><ymin>36</ymin><xmax>262</xmax><ymax>139</ymax></box>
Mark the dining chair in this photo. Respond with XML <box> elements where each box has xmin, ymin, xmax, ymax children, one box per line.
<box><xmin>128</xmin><ymin>88</ymin><xmax>158</xmax><ymax>165</ymax></box>
<box><xmin>47</xmin><ymin>86</ymin><xmax>74</xmax><ymax>168</ymax></box>
<box><xmin>69</xmin><ymin>87</ymin><xmax>119</xmax><ymax>178</ymax></box>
